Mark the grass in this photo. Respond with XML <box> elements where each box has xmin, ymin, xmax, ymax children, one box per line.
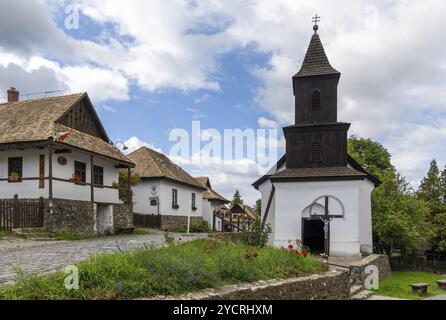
<box><xmin>54</xmin><ymin>228</ymin><xmax>153</xmax><ymax>241</ymax></box>
<box><xmin>0</xmin><ymin>230</ymin><xmax>13</xmax><ymax>238</ymax></box>
<box><xmin>373</xmin><ymin>272</ymin><xmax>446</xmax><ymax>300</ymax></box>
<box><xmin>0</xmin><ymin>239</ymin><xmax>327</xmax><ymax>300</ymax></box>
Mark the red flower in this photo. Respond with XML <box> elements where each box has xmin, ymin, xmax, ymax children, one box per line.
<box><xmin>288</xmin><ymin>244</ymin><xmax>294</xmax><ymax>250</ymax></box>
<box><xmin>295</xmin><ymin>250</ymin><xmax>300</xmax><ymax>255</ymax></box>
<box><xmin>302</xmin><ymin>250</ymin><xmax>308</xmax><ymax>257</ymax></box>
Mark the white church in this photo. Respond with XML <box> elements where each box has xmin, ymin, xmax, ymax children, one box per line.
<box><xmin>253</xmin><ymin>23</ymin><xmax>380</xmax><ymax>258</ymax></box>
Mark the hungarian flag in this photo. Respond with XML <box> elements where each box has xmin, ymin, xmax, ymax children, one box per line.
<box><xmin>53</xmin><ymin>131</ymin><xmax>71</xmax><ymax>142</ymax></box>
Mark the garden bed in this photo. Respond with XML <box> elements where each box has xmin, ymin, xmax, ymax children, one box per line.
<box><xmin>0</xmin><ymin>239</ymin><xmax>327</xmax><ymax>300</ymax></box>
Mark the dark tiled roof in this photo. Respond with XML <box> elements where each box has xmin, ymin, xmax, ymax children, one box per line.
<box><xmin>294</xmin><ymin>33</ymin><xmax>340</xmax><ymax>78</ymax></box>
<box><xmin>196</xmin><ymin>176</ymin><xmax>230</xmax><ymax>203</ymax></box>
<box><xmin>270</xmin><ymin>167</ymin><xmax>366</xmax><ymax>180</ymax></box>
<box><xmin>0</xmin><ymin>93</ymin><xmax>132</xmax><ymax>164</ymax></box>
<box><xmin>128</xmin><ymin>147</ymin><xmax>205</xmax><ymax>190</ymax></box>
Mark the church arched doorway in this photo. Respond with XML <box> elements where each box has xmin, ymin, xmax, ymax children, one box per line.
<box><xmin>302</xmin><ymin>218</ymin><xmax>325</xmax><ymax>254</ymax></box>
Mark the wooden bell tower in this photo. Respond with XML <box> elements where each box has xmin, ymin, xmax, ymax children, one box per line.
<box><xmin>284</xmin><ymin>18</ymin><xmax>350</xmax><ymax>169</ymax></box>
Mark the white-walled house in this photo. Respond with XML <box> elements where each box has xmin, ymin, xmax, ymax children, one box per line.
<box><xmin>253</xmin><ymin>27</ymin><xmax>380</xmax><ymax>258</ymax></box>
<box><xmin>128</xmin><ymin>147</ymin><xmax>207</xmax><ymax>230</ymax></box>
<box><xmin>0</xmin><ymin>88</ymin><xmax>134</xmax><ymax>235</ymax></box>
<box><xmin>195</xmin><ymin>177</ymin><xmax>230</xmax><ymax>231</ymax></box>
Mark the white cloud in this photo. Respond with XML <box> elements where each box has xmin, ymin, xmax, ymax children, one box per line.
<box><xmin>123</xmin><ymin>137</ymin><xmax>162</xmax><ymax>155</ymax></box>
<box><xmin>258</xmin><ymin>117</ymin><xmax>279</xmax><ymax>129</ymax></box>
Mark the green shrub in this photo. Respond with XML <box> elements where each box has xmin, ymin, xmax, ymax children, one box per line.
<box><xmin>0</xmin><ymin>239</ymin><xmax>327</xmax><ymax>300</ymax></box>
<box><xmin>174</xmin><ymin>220</ymin><xmax>211</xmax><ymax>233</ymax></box>
<box><xmin>241</xmin><ymin>221</ymin><xmax>272</xmax><ymax>248</ymax></box>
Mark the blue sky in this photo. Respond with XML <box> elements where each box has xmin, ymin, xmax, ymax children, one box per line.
<box><xmin>1</xmin><ymin>0</ymin><xmax>446</xmax><ymax>204</ymax></box>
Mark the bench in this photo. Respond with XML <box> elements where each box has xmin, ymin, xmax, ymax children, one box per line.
<box><xmin>437</xmin><ymin>280</ymin><xmax>446</xmax><ymax>291</ymax></box>
<box><xmin>409</xmin><ymin>283</ymin><xmax>430</xmax><ymax>296</ymax></box>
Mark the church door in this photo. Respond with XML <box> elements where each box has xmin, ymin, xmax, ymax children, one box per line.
<box><xmin>302</xmin><ymin>218</ymin><xmax>325</xmax><ymax>254</ymax></box>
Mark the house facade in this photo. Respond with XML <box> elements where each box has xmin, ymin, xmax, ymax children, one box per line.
<box><xmin>128</xmin><ymin>147</ymin><xmax>206</xmax><ymax>231</ymax></box>
<box><xmin>0</xmin><ymin>88</ymin><xmax>134</xmax><ymax>235</ymax></box>
<box><xmin>253</xmin><ymin>26</ymin><xmax>380</xmax><ymax>258</ymax></box>
<box><xmin>195</xmin><ymin>177</ymin><xmax>230</xmax><ymax>230</ymax></box>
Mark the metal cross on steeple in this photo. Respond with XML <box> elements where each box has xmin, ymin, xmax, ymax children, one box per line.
<box><xmin>312</xmin><ymin>14</ymin><xmax>321</xmax><ymax>33</ymax></box>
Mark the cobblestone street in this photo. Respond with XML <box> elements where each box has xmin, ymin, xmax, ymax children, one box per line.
<box><xmin>0</xmin><ymin>233</ymin><xmax>204</xmax><ymax>287</ymax></box>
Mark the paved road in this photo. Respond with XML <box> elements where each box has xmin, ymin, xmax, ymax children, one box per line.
<box><xmin>0</xmin><ymin>233</ymin><xmax>203</xmax><ymax>287</ymax></box>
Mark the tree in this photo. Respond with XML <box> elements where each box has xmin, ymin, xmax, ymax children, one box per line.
<box><xmin>232</xmin><ymin>190</ymin><xmax>243</xmax><ymax>204</ymax></box>
<box><xmin>348</xmin><ymin>136</ymin><xmax>431</xmax><ymax>259</ymax></box>
<box><xmin>255</xmin><ymin>199</ymin><xmax>261</xmax><ymax>216</ymax></box>
<box><xmin>418</xmin><ymin>160</ymin><xmax>443</xmax><ymax>216</ymax></box>
<box><xmin>118</xmin><ymin>170</ymin><xmax>141</xmax><ymax>204</ymax></box>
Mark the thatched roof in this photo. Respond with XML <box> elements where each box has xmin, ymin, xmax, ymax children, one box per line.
<box><xmin>195</xmin><ymin>177</ymin><xmax>230</xmax><ymax>203</ymax></box>
<box><xmin>0</xmin><ymin>93</ymin><xmax>132</xmax><ymax>164</ymax></box>
<box><xmin>128</xmin><ymin>147</ymin><xmax>205</xmax><ymax>190</ymax></box>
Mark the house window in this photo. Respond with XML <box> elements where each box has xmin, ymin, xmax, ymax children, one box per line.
<box><xmin>8</xmin><ymin>157</ymin><xmax>23</xmax><ymax>182</ymax></box>
<box><xmin>93</xmin><ymin>166</ymin><xmax>104</xmax><ymax>186</ymax></box>
<box><xmin>312</xmin><ymin>89</ymin><xmax>321</xmax><ymax>109</ymax></box>
<box><xmin>311</xmin><ymin>142</ymin><xmax>322</xmax><ymax>162</ymax></box>
<box><xmin>74</xmin><ymin>161</ymin><xmax>86</xmax><ymax>183</ymax></box>
<box><xmin>172</xmin><ymin>189</ymin><xmax>179</xmax><ymax>209</ymax></box>
<box><xmin>150</xmin><ymin>199</ymin><xmax>158</xmax><ymax>206</ymax></box>
<box><xmin>192</xmin><ymin>193</ymin><xmax>197</xmax><ymax>211</ymax></box>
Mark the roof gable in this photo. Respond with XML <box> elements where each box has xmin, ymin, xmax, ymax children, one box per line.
<box><xmin>56</xmin><ymin>94</ymin><xmax>109</xmax><ymax>142</ymax></box>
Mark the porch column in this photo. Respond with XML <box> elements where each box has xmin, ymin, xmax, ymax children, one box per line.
<box><xmin>48</xmin><ymin>145</ymin><xmax>53</xmax><ymax>200</ymax></box>
<box><xmin>127</xmin><ymin>166</ymin><xmax>132</xmax><ymax>209</ymax></box>
<box><xmin>90</xmin><ymin>155</ymin><xmax>95</xmax><ymax>205</ymax></box>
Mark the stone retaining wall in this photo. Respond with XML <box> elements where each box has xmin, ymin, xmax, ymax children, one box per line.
<box><xmin>161</xmin><ymin>215</ymin><xmax>204</xmax><ymax>231</ymax></box>
<box><xmin>148</xmin><ymin>269</ymin><xmax>349</xmax><ymax>300</ymax></box>
<box><xmin>348</xmin><ymin>254</ymin><xmax>391</xmax><ymax>284</ymax></box>
<box><xmin>44</xmin><ymin>199</ymin><xmax>133</xmax><ymax>235</ymax></box>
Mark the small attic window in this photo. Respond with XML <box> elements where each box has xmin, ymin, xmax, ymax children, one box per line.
<box><xmin>311</xmin><ymin>142</ymin><xmax>322</xmax><ymax>162</ymax></box>
<box><xmin>312</xmin><ymin>90</ymin><xmax>321</xmax><ymax>109</ymax></box>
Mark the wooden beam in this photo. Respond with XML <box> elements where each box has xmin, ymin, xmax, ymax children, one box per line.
<box><xmin>127</xmin><ymin>166</ymin><xmax>132</xmax><ymax>209</ymax></box>
<box><xmin>262</xmin><ymin>185</ymin><xmax>276</xmax><ymax>224</ymax></box>
<box><xmin>90</xmin><ymin>155</ymin><xmax>95</xmax><ymax>206</ymax></box>
<box><xmin>48</xmin><ymin>146</ymin><xmax>53</xmax><ymax>200</ymax></box>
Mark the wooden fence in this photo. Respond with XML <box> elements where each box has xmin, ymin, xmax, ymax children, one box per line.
<box><xmin>133</xmin><ymin>213</ymin><xmax>162</xmax><ymax>229</ymax></box>
<box><xmin>0</xmin><ymin>195</ymin><xmax>44</xmax><ymax>231</ymax></box>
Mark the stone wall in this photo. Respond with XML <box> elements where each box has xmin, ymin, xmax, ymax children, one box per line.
<box><xmin>161</xmin><ymin>215</ymin><xmax>203</xmax><ymax>231</ymax></box>
<box><xmin>43</xmin><ymin>199</ymin><xmax>133</xmax><ymax>235</ymax></box>
<box><xmin>148</xmin><ymin>269</ymin><xmax>349</xmax><ymax>300</ymax></box>
<box><xmin>44</xmin><ymin>199</ymin><xmax>96</xmax><ymax>235</ymax></box>
<box><xmin>113</xmin><ymin>204</ymin><xmax>133</xmax><ymax>231</ymax></box>
<box><xmin>349</xmin><ymin>254</ymin><xmax>391</xmax><ymax>284</ymax></box>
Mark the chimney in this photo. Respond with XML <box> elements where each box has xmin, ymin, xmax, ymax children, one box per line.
<box><xmin>7</xmin><ymin>87</ymin><xmax>19</xmax><ymax>103</ymax></box>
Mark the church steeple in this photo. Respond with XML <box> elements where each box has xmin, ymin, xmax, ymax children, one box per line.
<box><xmin>284</xmin><ymin>19</ymin><xmax>350</xmax><ymax>169</ymax></box>
<box><xmin>292</xmin><ymin>21</ymin><xmax>341</xmax><ymax>126</ymax></box>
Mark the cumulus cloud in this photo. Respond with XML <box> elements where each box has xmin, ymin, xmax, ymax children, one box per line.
<box><xmin>123</xmin><ymin>137</ymin><xmax>162</xmax><ymax>155</ymax></box>
<box><xmin>1</xmin><ymin>0</ymin><xmax>445</xmax><ymax>189</ymax></box>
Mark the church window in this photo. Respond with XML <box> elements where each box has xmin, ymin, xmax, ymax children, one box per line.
<box><xmin>312</xmin><ymin>90</ymin><xmax>321</xmax><ymax>109</ymax></box>
<box><xmin>311</xmin><ymin>142</ymin><xmax>322</xmax><ymax>162</ymax></box>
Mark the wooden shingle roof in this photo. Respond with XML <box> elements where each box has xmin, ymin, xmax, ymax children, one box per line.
<box><xmin>128</xmin><ymin>147</ymin><xmax>206</xmax><ymax>190</ymax></box>
<box><xmin>196</xmin><ymin>177</ymin><xmax>230</xmax><ymax>203</ymax></box>
<box><xmin>294</xmin><ymin>33</ymin><xmax>340</xmax><ymax>78</ymax></box>
<box><xmin>0</xmin><ymin>93</ymin><xmax>132</xmax><ymax>164</ymax></box>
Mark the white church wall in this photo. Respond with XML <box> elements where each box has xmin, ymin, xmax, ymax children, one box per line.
<box><xmin>358</xmin><ymin>180</ymin><xmax>375</xmax><ymax>254</ymax></box>
<box><xmin>271</xmin><ymin>180</ymin><xmax>364</xmax><ymax>258</ymax></box>
<box><xmin>258</xmin><ymin>179</ymin><xmax>276</xmax><ymax>245</ymax></box>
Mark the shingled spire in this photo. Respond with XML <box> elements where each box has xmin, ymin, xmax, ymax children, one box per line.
<box><xmin>294</xmin><ymin>33</ymin><xmax>340</xmax><ymax>78</ymax></box>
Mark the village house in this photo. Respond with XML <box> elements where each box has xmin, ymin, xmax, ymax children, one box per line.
<box><xmin>195</xmin><ymin>177</ymin><xmax>230</xmax><ymax>230</ymax></box>
<box><xmin>214</xmin><ymin>202</ymin><xmax>260</xmax><ymax>232</ymax></box>
<box><xmin>0</xmin><ymin>88</ymin><xmax>135</xmax><ymax>235</ymax></box>
<box><xmin>253</xmin><ymin>25</ymin><xmax>380</xmax><ymax>258</ymax></box>
<box><xmin>128</xmin><ymin>147</ymin><xmax>207</xmax><ymax>230</ymax></box>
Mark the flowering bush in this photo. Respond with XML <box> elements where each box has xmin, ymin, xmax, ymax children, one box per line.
<box><xmin>287</xmin><ymin>239</ymin><xmax>309</xmax><ymax>258</ymax></box>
